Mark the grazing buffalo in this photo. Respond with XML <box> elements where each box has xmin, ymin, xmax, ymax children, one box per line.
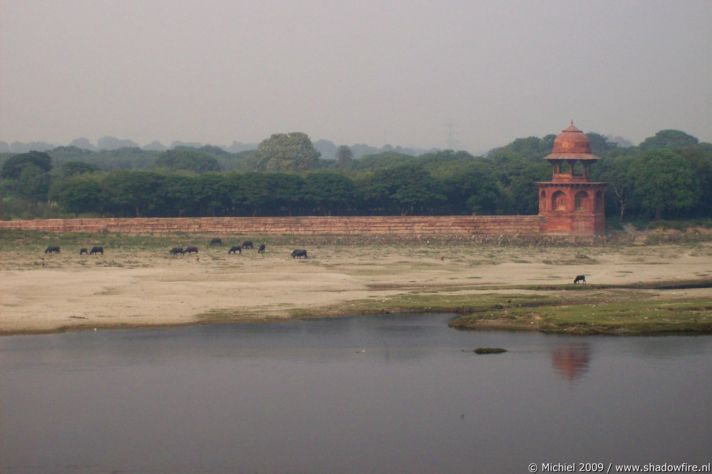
<box><xmin>291</xmin><ymin>249</ymin><xmax>308</xmax><ymax>259</ymax></box>
<box><xmin>80</xmin><ymin>248</ymin><xmax>88</xmax><ymax>255</ymax></box>
<box><xmin>184</xmin><ymin>246</ymin><xmax>199</xmax><ymax>254</ymax></box>
<box><xmin>90</xmin><ymin>246</ymin><xmax>104</xmax><ymax>255</ymax></box>
<box><xmin>170</xmin><ymin>247</ymin><xmax>184</xmax><ymax>256</ymax></box>
<box><xmin>228</xmin><ymin>245</ymin><xmax>242</xmax><ymax>255</ymax></box>
<box><xmin>573</xmin><ymin>275</ymin><xmax>586</xmax><ymax>284</ymax></box>
<box><xmin>242</xmin><ymin>241</ymin><xmax>254</xmax><ymax>249</ymax></box>
<box><xmin>45</xmin><ymin>246</ymin><xmax>61</xmax><ymax>254</ymax></box>
<box><xmin>258</xmin><ymin>243</ymin><xmax>266</xmax><ymax>254</ymax></box>
<box><xmin>210</xmin><ymin>238</ymin><xmax>223</xmax><ymax>246</ymax></box>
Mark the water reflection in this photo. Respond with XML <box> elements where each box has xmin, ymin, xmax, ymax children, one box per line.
<box><xmin>551</xmin><ymin>343</ymin><xmax>591</xmax><ymax>381</ymax></box>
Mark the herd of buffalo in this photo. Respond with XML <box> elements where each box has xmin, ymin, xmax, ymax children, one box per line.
<box><xmin>40</xmin><ymin>241</ymin><xmax>589</xmax><ymax>282</ymax></box>
<box><xmin>44</xmin><ymin>239</ymin><xmax>309</xmax><ymax>259</ymax></box>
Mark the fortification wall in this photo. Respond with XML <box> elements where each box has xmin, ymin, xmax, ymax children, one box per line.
<box><xmin>0</xmin><ymin>216</ymin><xmax>543</xmax><ymax>236</ymax></box>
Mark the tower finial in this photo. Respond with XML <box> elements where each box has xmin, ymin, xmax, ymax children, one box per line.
<box><xmin>570</xmin><ymin>119</ymin><xmax>574</xmax><ymax>127</ymax></box>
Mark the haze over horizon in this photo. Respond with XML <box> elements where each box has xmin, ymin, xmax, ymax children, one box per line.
<box><xmin>1</xmin><ymin>0</ymin><xmax>711</xmax><ymax>153</ymax></box>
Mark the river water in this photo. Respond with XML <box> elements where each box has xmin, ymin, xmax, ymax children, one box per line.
<box><xmin>1</xmin><ymin>314</ymin><xmax>711</xmax><ymax>473</ymax></box>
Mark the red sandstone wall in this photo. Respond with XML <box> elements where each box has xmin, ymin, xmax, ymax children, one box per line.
<box><xmin>0</xmin><ymin>216</ymin><xmax>543</xmax><ymax>236</ymax></box>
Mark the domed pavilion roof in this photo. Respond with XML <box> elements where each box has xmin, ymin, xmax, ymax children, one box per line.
<box><xmin>545</xmin><ymin>121</ymin><xmax>600</xmax><ymax>161</ymax></box>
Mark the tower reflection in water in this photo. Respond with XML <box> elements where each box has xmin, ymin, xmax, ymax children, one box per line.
<box><xmin>551</xmin><ymin>343</ymin><xmax>591</xmax><ymax>381</ymax></box>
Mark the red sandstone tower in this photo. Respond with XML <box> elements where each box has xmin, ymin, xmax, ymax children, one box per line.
<box><xmin>538</xmin><ymin>122</ymin><xmax>606</xmax><ymax>235</ymax></box>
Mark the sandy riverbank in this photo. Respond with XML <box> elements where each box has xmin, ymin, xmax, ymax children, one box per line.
<box><xmin>2</xmin><ymin>238</ymin><xmax>712</xmax><ymax>334</ymax></box>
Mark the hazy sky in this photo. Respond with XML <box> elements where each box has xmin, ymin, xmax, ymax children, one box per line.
<box><xmin>1</xmin><ymin>0</ymin><xmax>711</xmax><ymax>152</ymax></box>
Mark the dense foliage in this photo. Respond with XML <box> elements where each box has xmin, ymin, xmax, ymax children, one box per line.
<box><xmin>1</xmin><ymin>129</ymin><xmax>711</xmax><ymax>221</ymax></box>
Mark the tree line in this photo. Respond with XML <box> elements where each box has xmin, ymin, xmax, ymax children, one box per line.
<box><xmin>1</xmin><ymin>129</ymin><xmax>710</xmax><ymax>222</ymax></box>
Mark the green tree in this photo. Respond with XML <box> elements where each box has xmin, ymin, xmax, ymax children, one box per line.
<box><xmin>104</xmin><ymin>171</ymin><xmax>165</xmax><ymax>217</ymax></box>
<box><xmin>232</xmin><ymin>172</ymin><xmax>305</xmax><ymax>215</ymax></box>
<box><xmin>493</xmin><ymin>155</ymin><xmax>549</xmax><ymax>214</ymax></box>
<box><xmin>253</xmin><ymin>133</ymin><xmax>320</xmax><ymax>172</ymax></box>
<box><xmin>303</xmin><ymin>173</ymin><xmax>356</xmax><ymax>215</ymax></box>
<box><xmin>160</xmin><ymin>175</ymin><xmax>196</xmax><ymax>216</ymax></box>
<box><xmin>190</xmin><ymin>174</ymin><xmax>231</xmax><ymax>216</ymax></box>
<box><xmin>442</xmin><ymin>164</ymin><xmax>503</xmax><ymax>214</ymax></box>
<box><xmin>586</xmin><ymin>132</ymin><xmax>618</xmax><ymax>155</ymax></box>
<box><xmin>679</xmin><ymin>144</ymin><xmax>712</xmax><ymax>217</ymax></box>
<box><xmin>335</xmin><ymin>145</ymin><xmax>353</xmax><ymax>166</ymax></box>
<box><xmin>593</xmin><ymin>155</ymin><xmax>635</xmax><ymax>219</ymax></box>
<box><xmin>488</xmin><ymin>135</ymin><xmax>555</xmax><ymax>161</ymax></box>
<box><xmin>59</xmin><ymin>161</ymin><xmax>99</xmax><ymax>178</ymax></box>
<box><xmin>633</xmin><ymin>150</ymin><xmax>700</xmax><ymax>219</ymax></box>
<box><xmin>361</xmin><ymin>164</ymin><xmax>445</xmax><ymax>215</ymax></box>
<box><xmin>1</xmin><ymin>151</ymin><xmax>52</xmax><ymax>179</ymax></box>
<box><xmin>155</xmin><ymin>149</ymin><xmax>222</xmax><ymax>173</ymax></box>
<box><xmin>640</xmin><ymin>130</ymin><xmax>699</xmax><ymax>151</ymax></box>
<box><xmin>52</xmin><ymin>174</ymin><xmax>106</xmax><ymax>215</ymax></box>
<box><xmin>14</xmin><ymin>164</ymin><xmax>51</xmax><ymax>203</ymax></box>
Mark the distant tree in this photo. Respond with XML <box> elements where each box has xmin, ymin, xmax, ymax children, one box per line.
<box><xmin>97</xmin><ymin>136</ymin><xmax>140</xmax><ymax>150</ymax></box>
<box><xmin>170</xmin><ymin>141</ymin><xmax>204</xmax><ymax>149</ymax></box>
<box><xmin>262</xmin><ymin>173</ymin><xmax>305</xmax><ymax>214</ymax></box>
<box><xmin>349</xmin><ymin>151</ymin><xmax>414</xmax><ymax>172</ymax></box>
<box><xmin>9</xmin><ymin>141</ymin><xmax>54</xmax><ymax>153</ymax></box>
<box><xmin>191</xmin><ymin>145</ymin><xmax>228</xmax><ymax>156</ymax></box>
<box><xmin>606</xmin><ymin>135</ymin><xmax>634</xmax><ymax>148</ymax></box>
<box><xmin>633</xmin><ymin>150</ymin><xmax>700</xmax><ymax>219</ymax></box>
<box><xmin>103</xmin><ymin>171</ymin><xmax>165</xmax><ymax>217</ymax></box>
<box><xmin>488</xmin><ymin>135</ymin><xmax>555</xmax><ymax>161</ymax></box>
<box><xmin>190</xmin><ymin>174</ymin><xmax>231</xmax><ymax>216</ymax></box>
<box><xmin>585</xmin><ymin>132</ymin><xmax>618</xmax><ymax>155</ymax></box>
<box><xmin>303</xmin><ymin>173</ymin><xmax>356</xmax><ymax>215</ymax></box>
<box><xmin>253</xmin><ymin>132</ymin><xmax>320</xmax><ymax>172</ymax></box>
<box><xmin>155</xmin><ymin>149</ymin><xmax>222</xmax><ymax>173</ymax></box>
<box><xmin>592</xmin><ymin>155</ymin><xmax>635</xmax><ymax>219</ymax></box>
<box><xmin>493</xmin><ymin>154</ymin><xmax>549</xmax><ymax>214</ymax></box>
<box><xmin>442</xmin><ymin>164</ymin><xmax>503</xmax><ymax>214</ymax></box>
<box><xmin>230</xmin><ymin>172</ymin><xmax>305</xmax><ymax>215</ymax></box>
<box><xmin>160</xmin><ymin>174</ymin><xmax>196</xmax><ymax>216</ymax></box>
<box><xmin>14</xmin><ymin>164</ymin><xmax>51</xmax><ymax>203</ymax></box>
<box><xmin>678</xmin><ymin>144</ymin><xmax>712</xmax><ymax>217</ymax></box>
<box><xmin>0</xmin><ymin>151</ymin><xmax>53</xmax><ymax>203</ymax></box>
<box><xmin>639</xmin><ymin>130</ymin><xmax>698</xmax><ymax>151</ymax></box>
<box><xmin>336</xmin><ymin>145</ymin><xmax>354</xmax><ymax>166</ymax></box>
<box><xmin>143</xmin><ymin>140</ymin><xmax>167</xmax><ymax>151</ymax></box>
<box><xmin>361</xmin><ymin>164</ymin><xmax>445</xmax><ymax>215</ymax></box>
<box><xmin>52</xmin><ymin>174</ymin><xmax>106</xmax><ymax>215</ymax></box>
<box><xmin>313</xmin><ymin>139</ymin><xmax>338</xmax><ymax>159</ymax></box>
<box><xmin>1</xmin><ymin>151</ymin><xmax>52</xmax><ymax>179</ymax></box>
<box><xmin>60</xmin><ymin>161</ymin><xmax>99</xmax><ymax>178</ymax></box>
<box><xmin>69</xmin><ymin>137</ymin><xmax>97</xmax><ymax>150</ymax></box>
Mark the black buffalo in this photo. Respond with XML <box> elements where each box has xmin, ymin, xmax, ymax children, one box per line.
<box><xmin>291</xmin><ymin>249</ymin><xmax>308</xmax><ymax>259</ymax></box>
<box><xmin>80</xmin><ymin>248</ymin><xmax>88</xmax><ymax>255</ymax></box>
<box><xmin>170</xmin><ymin>247</ymin><xmax>184</xmax><ymax>256</ymax></box>
<box><xmin>45</xmin><ymin>246</ymin><xmax>61</xmax><ymax>254</ymax></box>
<box><xmin>210</xmin><ymin>238</ymin><xmax>223</xmax><ymax>246</ymax></box>
<box><xmin>258</xmin><ymin>243</ymin><xmax>266</xmax><ymax>254</ymax></box>
<box><xmin>228</xmin><ymin>245</ymin><xmax>242</xmax><ymax>255</ymax></box>
<box><xmin>184</xmin><ymin>246</ymin><xmax>199</xmax><ymax>254</ymax></box>
<box><xmin>90</xmin><ymin>246</ymin><xmax>104</xmax><ymax>255</ymax></box>
<box><xmin>242</xmin><ymin>241</ymin><xmax>254</xmax><ymax>249</ymax></box>
<box><xmin>573</xmin><ymin>275</ymin><xmax>586</xmax><ymax>284</ymax></box>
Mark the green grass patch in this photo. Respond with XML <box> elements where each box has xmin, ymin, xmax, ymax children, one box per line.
<box><xmin>451</xmin><ymin>298</ymin><xmax>712</xmax><ymax>335</ymax></box>
<box><xmin>483</xmin><ymin>278</ymin><xmax>712</xmax><ymax>292</ymax></box>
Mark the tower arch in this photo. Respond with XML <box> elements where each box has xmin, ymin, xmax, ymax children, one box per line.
<box><xmin>574</xmin><ymin>191</ymin><xmax>589</xmax><ymax>211</ymax></box>
<box><xmin>552</xmin><ymin>191</ymin><xmax>567</xmax><ymax>211</ymax></box>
